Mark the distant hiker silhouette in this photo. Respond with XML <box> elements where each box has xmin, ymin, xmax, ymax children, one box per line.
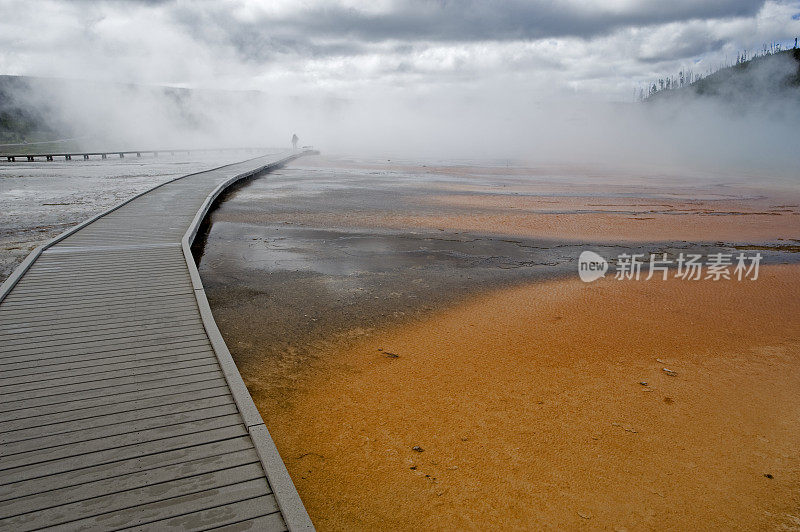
<box><xmin>292</xmin><ymin>134</ymin><xmax>299</xmax><ymax>150</ymax></box>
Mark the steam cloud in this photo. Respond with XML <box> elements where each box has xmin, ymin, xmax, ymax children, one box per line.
<box><xmin>10</xmin><ymin>53</ymin><xmax>798</xmax><ymax>179</ymax></box>
<box><xmin>1</xmin><ymin>0</ymin><xmax>799</xmax><ymax>177</ymax></box>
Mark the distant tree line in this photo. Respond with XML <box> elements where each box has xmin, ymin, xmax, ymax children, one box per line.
<box><xmin>636</xmin><ymin>39</ymin><xmax>798</xmax><ymax>101</ymax></box>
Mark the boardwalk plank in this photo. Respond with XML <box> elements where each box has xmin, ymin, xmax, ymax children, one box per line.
<box><xmin>0</xmin><ymin>340</ymin><xmax>213</xmax><ymax>373</ymax></box>
<box><xmin>212</xmin><ymin>511</ymin><xmax>287</xmax><ymax>531</ymax></box>
<box><xmin>0</xmin><ymin>413</ymin><xmax>245</xmax><ymax>472</ymax></box>
<box><xmin>0</xmin><ymin>287</ymin><xmax>194</xmax><ymax>310</ymax></box>
<box><xmin>3</xmin><ymin>274</ymin><xmax>191</xmax><ymax>299</ymax></box>
<box><xmin>0</xmin><ymin>316</ymin><xmax>204</xmax><ymax>349</ymax></box>
<box><xmin>4</xmin><ymin>465</ymin><xmax>268</xmax><ymax>531</ymax></box>
<box><xmin>1</xmin><ymin>364</ymin><xmax>223</xmax><ymax>405</ymax></box>
<box><xmin>0</xmin><ymin>424</ymin><xmax>250</xmax><ymax>489</ymax></box>
<box><xmin>0</xmin><ymin>378</ymin><xmax>228</xmax><ymax>423</ymax></box>
<box><xmin>0</xmin><ymin>449</ymin><xmax>260</xmax><ymax>522</ymax></box>
<box><xmin>0</xmin><ymin>435</ymin><xmax>255</xmax><ymax>502</ymax></box>
<box><xmin>0</xmin><ymin>309</ymin><xmax>202</xmax><ymax>339</ymax></box>
<box><xmin>0</xmin><ymin>152</ymin><xmax>313</xmax><ymax>530</ymax></box>
<box><xmin>0</xmin><ymin>369</ymin><xmax>225</xmax><ymax>413</ymax></box>
<box><xmin>0</xmin><ymin>294</ymin><xmax>199</xmax><ymax>324</ymax></box>
<box><xmin>57</xmin><ymin>478</ymin><xmax>273</xmax><ymax>531</ymax></box>
<box><xmin>0</xmin><ymin>348</ymin><xmax>214</xmax><ymax>385</ymax></box>
<box><xmin>2</xmin><ymin>404</ymin><xmax>241</xmax><ymax>456</ymax></box>
<box><xmin>0</xmin><ymin>356</ymin><xmax>219</xmax><ymax>396</ymax></box>
<box><xmin>127</xmin><ymin>495</ymin><xmax>284</xmax><ymax>532</ymax></box>
<box><xmin>0</xmin><ymin>385</ymin><xmax>231</xmax><ymax>434</ymax></box>
<box><xmin>1</xmin><ymin>393</ymin><xmax>233</xmax><ymax>441</ymax></box>
<box><xmin>0</xmin><ymin>329</ymin><xmax>211</xmax><ymax>361</ymax></box>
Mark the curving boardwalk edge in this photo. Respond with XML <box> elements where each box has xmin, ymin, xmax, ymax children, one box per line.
<box><xmin>182</xmin><ymin>154</ymin><xmax>315</xmax><ymax>531</ymax></box>
<box><xmin>0</xmin><ymin>151</ymin><xmax>316</xmax><ymax>531</ymax></box>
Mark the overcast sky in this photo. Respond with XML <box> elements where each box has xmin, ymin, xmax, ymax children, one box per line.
<box><xmin>1</xmin><ymin>0</ymin><xmax>799</xmax><ymax>101</ymax></box>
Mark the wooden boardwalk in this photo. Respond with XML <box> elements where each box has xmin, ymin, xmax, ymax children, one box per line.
<box><xmin>3</xmin><ymin>147</ymin><xmax>274</xmax><ymax>162</ymax></box>
<box><xmin>0</xmin><ymin>152</ymin><xmax>315</xmax><ymax>531</ymax></box>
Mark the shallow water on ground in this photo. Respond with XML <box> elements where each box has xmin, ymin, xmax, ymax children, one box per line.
<box><xmin>0</xmin><ymin>152</ymin><xmax>259</xmax><ymax>280</ymax></box>
<box><xmin>197</xmin><ymin>155</ymin><xmax>798</xmax><ymax>378</ymax></box>
<box><xmin>196</xmin><ymin>155</ymin><xmax>800</xmax><ymax>529</ymax></box>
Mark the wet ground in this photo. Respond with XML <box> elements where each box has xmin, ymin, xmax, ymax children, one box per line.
<box><xmin>2</xmin><ymin>153</ymin><xmax>798</xmax><ymax>528</ymax></box>
<box><xmin>0</xmin><ymin>151</ymin><xmax>262</xmax><ymax>281</ymax></box>
<box><xmin>197</xmin><ymin>155</ymin><xmax>799</xmax><ymax>383</ymax></box>
<box><xmin>195</xmin><ymin>156</ymin><xmax>800</xmax><ymax>530</ymax></box>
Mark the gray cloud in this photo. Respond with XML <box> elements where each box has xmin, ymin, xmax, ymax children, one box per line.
<box><xmin>0</xmin><ymin>0</ymin><xmax>797</xmax><ymax>101</ymax></box>
<box><xmin>258</xmin><ymin>0</ymin><xmax>766</xmax><ymax>42</ymax></box>
<box><xmin>163</xmin><ymin>0</ymin><xmax>771</xmax><ymax>68</ymax></box>
<box><xmin>638</xmin><ymin>36</ymin><xmax>730</xmax><ymax>63</ymax></box>
<box><xmin>167</xmin><ymin>0</ymin><xmax>767</xmax><ymax>59</ymax></box>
